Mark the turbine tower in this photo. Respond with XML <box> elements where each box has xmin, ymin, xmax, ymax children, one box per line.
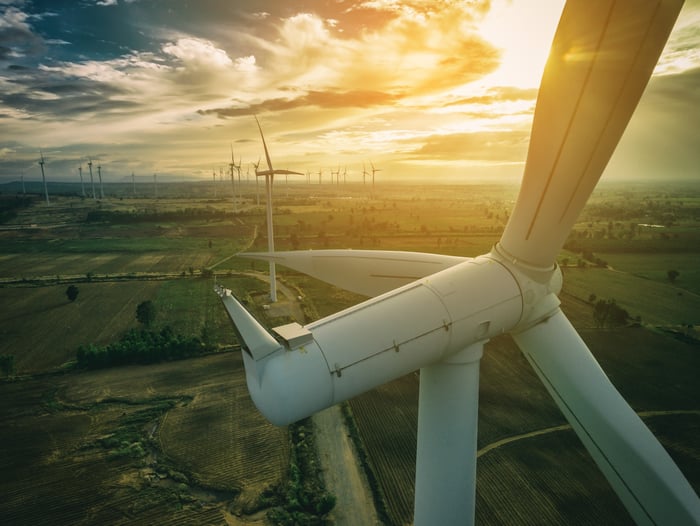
<box><xmin>132</xmin><ymin>172</ymin><xmax>136</xmax><ymax>196</ymax></box>
<box><xmin>253</xmin><ymin>158</ymin><xmax>261</xmax><ymax>206</ymax></box>
<box><xmin>97</xmin><ymin>164</ymin><xmax>104</xmax><ymax>199</ymax></box>
<box><xmin>229</xmin><ymin>145</ymin><xmax>237</xmax><ymax>213</ymax></box>
<box><xmin>78</xmin><ymin>164</ymin><xmax>85</xmax><ymax>197</ymax></box>
<box><xmin>253</xmin><ymin>115</ymin><xmax>303</xmax><ymax>302</ymax></box>
<box><xmin>217</xmin><ymin>2</ymin><xmax>699</xmax><ymax>525</ymax></box>
<box><xmin>87</xmin><ymin>159</ymin><xmax>96</xmax><ymax>200</ymax></box>
<box><xmin>370</xmin><ymin>161</ymin><xmax>380</xmax><ymax>198</ymax></box>
<box><xmin>38</xmin><ymin>151</ymin><xmax>49</xmax><ymax>205</ymax></box>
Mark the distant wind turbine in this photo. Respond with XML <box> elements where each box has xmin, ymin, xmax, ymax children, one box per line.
<box><xmin>362</xmin><ymin>162</ymin><xmax>368</xmax><ymax>185</ymax></box>
<box><xmin>97</xmin><ymin>164</ymin><xmax>104</xmax><ymax>199</ymax></box>
<box><xmin>88</xmin><ymin>159</ymin><xmax>96</xmax><ymax>200</ymax></box>
<box><xmin>217</xmin><ymin>2</ymin><xmax>699</xmax><ymax>525</ymax></box>
<box><xmin>254</xmin><ymin>115</ymin><xmax>303</xmax><ymax>302</ymax></box>
<box><xmin>229</xmin><ymin>145</ymin><xmax>237</xmax><ymax>213</ymax></box>
<box><xmin>38</xmin><ymin>151</ymin><xmax>49</xmax><ymax>205</ymax></box>
<box><xmin>78</xmin><ymin>164</ymin><xmax>85</xmax><ymax>197</ymax></box>
<box><xmin>370</xmin><ymin>161</ymin><xmax>381</xmax><ymax>198</ymax></box>
<box><xmin>132</xmin><ymin>172</ymin><xmax>136</xmax><ymax>196</ymax></box>
<box><xmin>253</xmin><ymin>158</ymin><xmax>261</xmax><ymax>206</ymax></box>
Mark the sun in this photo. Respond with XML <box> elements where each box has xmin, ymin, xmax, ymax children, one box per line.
<box><xmin>478</xmin><ymin>0</ymin><xmax>565</xmax><ymax>89</ymax></box>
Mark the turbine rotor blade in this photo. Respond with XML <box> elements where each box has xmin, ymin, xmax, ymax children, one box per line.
<box><xmin>499</xmin><ymin>0</ymin><xmax>683</xmax><ymax>268</ymax></box>
<box><xmin>240</xmin><ymin>249</ymin><xmax>467</xmax><ymax>296</ymax></box>
<box><xmin>254</xmin><ymin>115</ymin><xmax>274</xmax><ymax>172</ymax></box>
<box><xmin>513</xmin><ymin>309</ymin><xmax>700</xmax><ymax>525</ymax></box>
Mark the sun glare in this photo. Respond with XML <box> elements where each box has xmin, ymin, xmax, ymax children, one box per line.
<box><xmin>478</xmin><ymin>0</ymin><xmax>565</xmax><ymax>89</ymax></box>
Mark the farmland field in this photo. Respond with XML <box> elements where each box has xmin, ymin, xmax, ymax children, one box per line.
<box><xmin>0</xmin><ymin>353</ymin><xmax>288</xmax><ymax>525</ymax></box>
<box><xmin>1</xmin><ymin>180</ymin><xmax>699</xmax><ymax>525</ymax></box>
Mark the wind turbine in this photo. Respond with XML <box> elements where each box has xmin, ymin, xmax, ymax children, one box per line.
<box><xmin>253</xmin><ymin>158</ymin><xmax>261</xmax><ymax>206</ymax></box>
<box><xmin>97</xmin><ymin>164</ymin><xmax>104</xmax><ymax>199</ymax></box>
<box><xmin>132</xmin><ymin>172</ymin><xmax>136</xmax><ymax>196</ymax></box>
<box><xmin>78</xmin><ymin>164</ymin><xmax>85</xmax><ymax>197</ymax></box>
<box><xmin>38</xmin><ymin>151</ymin><xmax>49</xmax><ymax>205</ymax></box>
<box><xmin>370</xmin><ymin>161</ymin><xmax>380</xmax><ymax>198</ymax></box>
<box><xmin>253</xmin><ymin>115</ymin><xmax>303</xmax><ymax>302</ymax></box>
<box><xmin>362</xmin><ymin>162</ymin><xmax>368</xmax><ymax>185</ymax></box>
<box><xmin>235</xmin><ymin>155</ymin><xmax>243</xmax><ymax>203</ymax></box>
<box><xmin>87</xmin><ymin>159</ymin><xmax>96</xmax><ymax>200</ymax></box>
<box><xmin>217</xmin><ymin>2</ymin><xmax>699</xmax><ymax>525</ymax></box>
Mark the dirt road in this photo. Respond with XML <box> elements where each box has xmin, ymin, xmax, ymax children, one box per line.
<box><xmin>243</xmin><ymin>271</ymin><xmax>381</xmax><ymax>524</ymax></box>
<box><xmin>313</xmin><ymin>405</ymin><xmax>382</xmax><ymax>526</ymax></box>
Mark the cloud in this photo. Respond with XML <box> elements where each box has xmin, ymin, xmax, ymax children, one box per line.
<box><xmin>407</xmin><ymin>130</ymin><xmax>529</xmax><ymax>163</ymax></box>
<box><xmin>199</xmin><ymin>89</ymin><xmax>400</xmax><ymax>118</ymax></box>
<box><xmin>0</xmin><ymin>6</ymin><xmax>45</xmax><ymax>59</ymax></box>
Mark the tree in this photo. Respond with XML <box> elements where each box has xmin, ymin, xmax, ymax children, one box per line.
<box><xmin>593</xmin><ymin>299</ymin><xmax>629</xmax><ymax>328</ymax></box>
<box><xmin>0</xmin><ymin>354</ymin><xmax>14</xmax><ymax>376</ymax></box>
<box><xmin>66</xmin><ymin>284</ymin><xmax>79</xmax><ymax>302</ymax></box>
<box><xmin>136</xmin><ymin>300</ymin><xmax>156</xmax><ymax>327</ymax></box>
<box><xmin>667</xmin><ymin>269</ymin><xmax>680</xmax><ymax>283</ymax></box>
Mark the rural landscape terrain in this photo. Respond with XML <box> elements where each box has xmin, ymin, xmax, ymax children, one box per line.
<box><xmin>1</xmin><ymin>178</ymin><xmax>698</xmax><ymax>525</ymax></box>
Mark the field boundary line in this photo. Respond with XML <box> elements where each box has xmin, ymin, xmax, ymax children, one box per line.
<box><xmin>477</xmin><ymin>409</ymin><xmax>700</xmax><ymax>458</ymax></box>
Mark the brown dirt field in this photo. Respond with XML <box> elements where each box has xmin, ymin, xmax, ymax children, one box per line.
<box><xmin>0</xmin><ymin>353</ymin><xmax>288</xmax><ymax>526</ymax></box>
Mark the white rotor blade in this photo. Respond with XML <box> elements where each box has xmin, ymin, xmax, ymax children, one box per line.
<box><xmin>500</xmin><ymin>0</ymin><xmax>683</xmax><ymax>268</ymax></box>
<box><xmin>240</xmin><ymin>249</ymin><xmax>467</xmax><ymax>296</ymax></box>
<box><xmin>254</xmin><ymin>115</ymin><xmax>274</xmax><ymax>172</ymax></box>
<box><xmin>513</xmin><ymin>309</ymin><xmax>700</xmax><ymax>525</ymax></box>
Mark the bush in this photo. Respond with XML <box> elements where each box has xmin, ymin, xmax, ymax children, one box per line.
<box><xmin>75</xmin><ymin>326</ymin><xmax>212</xmax><ymax>370</ymax></box>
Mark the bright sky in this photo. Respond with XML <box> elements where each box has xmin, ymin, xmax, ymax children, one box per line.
<box><xmin>1</xmin><ymin>0</ymin><xmax>698</xmax><ymax>184</ymax></box>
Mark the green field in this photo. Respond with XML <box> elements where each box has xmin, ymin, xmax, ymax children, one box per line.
<box><xmin>1</xmin><ymin>180</ymin><xmax>699</xmax><ymax>525</ymax></box>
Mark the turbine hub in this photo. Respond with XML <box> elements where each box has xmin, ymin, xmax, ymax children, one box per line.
<box><xmin>488</xmin><ymin>243</ymin><xmax>563</xmax><ymax>332</ymax></box>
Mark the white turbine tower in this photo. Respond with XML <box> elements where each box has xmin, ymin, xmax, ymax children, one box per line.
<box><xmin>38</xmin><ymin>151</ymin><xmax>49</xmax><ymax>205</ymax></box>
<box><xmin>78</xmin><ymin>164</ymin><xmax>85</xmax><ymax>197</ymax></box>
<box><xmin>97</xmin><ymin>164</ymin><xmax>104</xmax><ymax>199</ymax></box>
<box><xmin>253</xmin><ymin>115</ymin><xmax>303</xmax><ymax>303</ymax></box>
<box><xmin>229</xmin><ymin>145</ymin><xmax>237</xmax><ymax>213</ymax></box>
<box><xmin>253</xmin><ymin>158</ymin><xmax>261</xmax><ymax>206</ymax></box>
<box><xmin>370</xmin><ymin>161</ymin><xmax>380</xmax><ymax>198</ymax></box>
<box><xmin>88</xmin><ymin>159</ymin><xmax>96</xmax><ymax>200</ymax></box>
<box><xmin>217</xmin><ymin>2</ymin><xmax>699</xmax><ymax>525</ymax></box>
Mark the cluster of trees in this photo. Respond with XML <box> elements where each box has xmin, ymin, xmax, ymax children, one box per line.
<box><xmin>85</xmin><ymin>208</ymin><xmax>233</xmax><ymax>224</ymax></box>
<box><xmin>75</xmin><ymin>326</ymin><xmax>212</xmax><ymax>370</ymax></box>
<box><xmin>265</xmin><ymin>419</ymin><xmax>336</xmax><ymax>525</ymax></box>
<box><xmin>592</xmin><ymin>299</ymin><xmax>630</xmax><ymax>328</ymax></box>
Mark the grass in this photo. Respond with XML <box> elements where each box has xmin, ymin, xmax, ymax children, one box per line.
<box><xmin>599</xmin><ymin>252</ymin><xmax>700</xmax><ymax>295</ymax></box>
<box><xmin>562</xmin><ymin>267</ymin><xmax>700</xmax><ymax>326</ymax></box>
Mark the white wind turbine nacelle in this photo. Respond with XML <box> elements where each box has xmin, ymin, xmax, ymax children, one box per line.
<box><xmin>218</xmin><ymin>1</ymin><xmax>699</xmax><ymax>524</ymax></box>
